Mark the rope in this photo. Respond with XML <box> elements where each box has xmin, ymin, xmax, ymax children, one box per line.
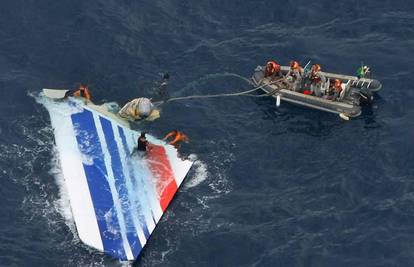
<box><xmin>162</xmin><ymin>77</ymin><xmax>284</xmax><ymax>104</ymax></box>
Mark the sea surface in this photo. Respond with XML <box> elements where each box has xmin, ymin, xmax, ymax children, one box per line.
<box><xmin>1</xmin><ymin>1</ymin><xmax>414</xmax><ymax>266</ymax></box>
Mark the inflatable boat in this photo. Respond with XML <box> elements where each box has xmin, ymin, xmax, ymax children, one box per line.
<box><xmin>252</xmin><ymin>65</ymin><xmax>382</xmax><ymax>119</ymax></box>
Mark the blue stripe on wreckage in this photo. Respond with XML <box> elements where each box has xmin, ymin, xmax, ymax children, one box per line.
<box><xmin>99</xmin><ymin>116</ymin><xmax>142</xmax><ymax>258</ymax></box>
<box><xmin>117</xmin><ymin>126</ymin><xmax>151</xmax><ymax>239</ymax></box>
<box><xmin>71</xmin><ymin>109</ymin><xmax>127</xmax><ymax>260</ymax></box>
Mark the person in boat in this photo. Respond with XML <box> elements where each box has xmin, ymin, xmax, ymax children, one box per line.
<box><xmin>332</xmin><ymin>79</ymin><xmax>343</xmax><ymax>101</ymax></box>
<box><xmin>289</xmin><ymin>61</ymin><xmax>303</xmax><ymax>74</ymax></box>
<box><xmin>264</xmin><ymin>60</ymin><xmax>281</xmax><ymax>80</ymax></box>
<box><xmin>286</xmin><ymin>60</ymin><xmax>304</xmax><ymax>91</ymax></box>
<box><xmin>323</xmin><ymin>79</ymin><xmax>338</xmax><ymax>100</ymax></box>
<box><xmin>310</xmin><ymin>64</ymin><xmax>321</xmax><ymax>80</ymax></box>
<box><xmin>163</xmin><ymin>129</ymin><xmax>189</xmax><ymax>148</ymax></box>
<box><xmin>66</xmin><ymin>83</ymin><xmax>92</xmax><ymax>101</ymax></box>
<box><xmin>357</xmin><ymin>65</ymin><xmax>370</xmax><ymax>79</ymax></box>
<box><xmin>118</xmin><ymin>97</ymin><xmax>154</xmax><ymax>121</ymax></box>
<box><xmin>309</xmin><ymin>64</ymin><xmax>326</xmax><ymax>97</ymax></box>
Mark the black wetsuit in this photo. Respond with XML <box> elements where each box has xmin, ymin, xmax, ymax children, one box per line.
<box><xmin>137</xmin><ymin>137</ymin><xmax>148</xmax><ymax>151</ymax></box>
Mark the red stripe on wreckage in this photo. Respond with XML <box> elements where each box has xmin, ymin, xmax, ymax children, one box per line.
<box><xmin>146</xmin><ymin>144</ymin><xmax>178</xmax><ymax>212</ymax></box>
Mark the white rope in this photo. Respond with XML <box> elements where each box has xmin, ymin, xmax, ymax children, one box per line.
<box><xmin>163</xmin><ymin>78</ymin><xmax>284</xmax><ymax>104</ymax></box>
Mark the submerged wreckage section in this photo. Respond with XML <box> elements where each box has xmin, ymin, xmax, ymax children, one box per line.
<box><xmin>42</xmin><ymin>97</ymin><xmax>192</xmax><ymax>261</ymax></box>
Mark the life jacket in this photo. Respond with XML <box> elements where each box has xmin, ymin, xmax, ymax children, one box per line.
<box><xmin>311</xmin><ymin>74</ymin><xmax>321</xmax><ymax>84</ymax></box>
<box><xmin>288</xmin><ymin>61</ymin><xmax>303</xmax><ymax>81</ymax></box>
<box><xmin>264</xmin><ymin>61</ymin><xmax>280</xmax><ymax>77</ymax></box>
<box><xmin>290</xmin><ymin>61</ymin><xmax>300</xmax><ymax>70</ymax></box>
<box><xmin>73</xmin><ymin>86</ymin><xmax>91</xmax><ymax>100</ymax></box>
<box><xmin>169</xmin><ymin>131</ymin><xmax>189</xmax><ymax>145</ymax></box>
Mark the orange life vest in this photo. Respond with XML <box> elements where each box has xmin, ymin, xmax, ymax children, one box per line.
<box><xmin>73</xmin><ymin>86</ymin><xmax>91</xmax><ymax>101</ymax></box>
<box><xmin>290</xmin><ymin>61</ymin><xmax>300</xmax><ymax>70</ymax></box>
<box><xmin>170</xmin><ymin>131</ymin><xmax>188</xmax><ymax>145</ymax></box>
<box><xmin>264</xmin><ymin>61</ymin><xmax>281</xmax><ymax>77</ymax></box>
<box><xmin>164</xmin><ymin>131</ymin><xmax>189</xmax><ymax>146</ymax></box>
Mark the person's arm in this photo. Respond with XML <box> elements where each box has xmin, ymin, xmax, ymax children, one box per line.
<box><xmin>162</xmin><ymin>131</ymin><xmax>175</xmax><ymax>141</ymax></box>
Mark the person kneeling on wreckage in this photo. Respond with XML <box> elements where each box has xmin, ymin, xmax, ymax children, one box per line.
<box><xmin>64</xmin><ymin>83</ymin><xmax>92</xmax><ymax>102</ymax></box>
<box><xmin>118</xmin><ymin>97</ymin><xmax>159</xmax><ymax>121</ymax></box>
<box><xmin>130</xmin><ymin>132</ymin><xmax>153</xmax><ymax>156</ymax></box>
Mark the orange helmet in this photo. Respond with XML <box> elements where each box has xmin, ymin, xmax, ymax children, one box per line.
<box><xmin>312</xmin><ymin>64</ymin><xmax>321</xmax><ymax>72</ymax></box>
<box><xmin>290</xmin><ymin>61</ymin><xmax>300</xmax><ymax>70</ymax></box>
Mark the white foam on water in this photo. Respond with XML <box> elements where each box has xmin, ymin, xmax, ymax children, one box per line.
<box><xmin>208</xmin><ymin>149</ymin><xmax>234</xmax><ymax>195</ymax></box>
<box><xmin>160</xmin><ymin>237</ymin><xmax>175</xmax><ymax>262</ymax></box>
<box><xmin>48</xmin><ymin>146</ymin><xmax>78</xmax><ymax>237</ymax></box>
<box><xmin>184</xmin><ymin>154</ymin><xmax>208</xmax><ymax>189</ymax></box>
<box><xmin>119</xmin><ymin>261</ymin><xmax>133</xmax><ymax>267</ymax></box>
<box><xmin>208</xmin><ymin>172</ymin><xmax>231</xmax><ymax>195</ymax></box>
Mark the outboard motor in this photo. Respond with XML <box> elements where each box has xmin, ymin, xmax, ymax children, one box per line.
<box><xmin>359</xmin><ymin>88</ymin><xmax>374</xmax><ymax>105</ymax></box>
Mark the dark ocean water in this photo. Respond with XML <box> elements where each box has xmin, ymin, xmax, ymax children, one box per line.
<box><xmin>1</xmin><ymin>1</ymin><xmax>414</xmax><ymax>266</ymax></box>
